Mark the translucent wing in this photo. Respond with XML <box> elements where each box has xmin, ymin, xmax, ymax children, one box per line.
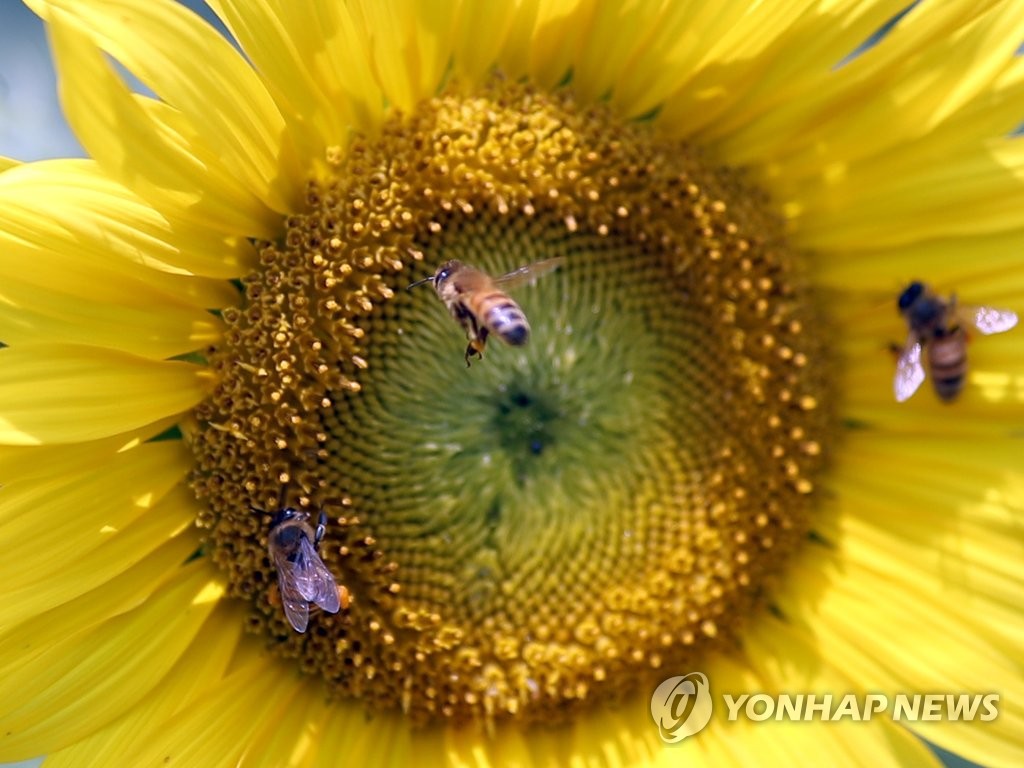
<box><xmin>493</xmin><ymin>257</ymin><xmax>564</xmax><ymax>290</ymax></box>
<box><xmin>894</xmin><ymin>337</ymin><xmax>926</xmax><ymax>402</ymax></box>
<box><xmin>288</xmin><ymin>537</ymin><xmax>341</xmax><ymax>614</ymax></box>
<box><xmin>963</xmin><ymin>305</ymin><xmax>1018</xmax><ymax>335</ymax></box>
<box><xmin>276</xmin><ymin>564</ymin><xmax>311</xmax><ymax>633</ymax></box>
<box><xmin>449</xmin><ymin>264</ymin><xmax>493</xmax><ymax>292</ymax></box>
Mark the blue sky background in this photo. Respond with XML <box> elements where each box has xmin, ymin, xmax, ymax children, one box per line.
<box><xmin>0</xmin><ymin>1</ymin><xmax>81</xmax><ymax>159</ymax></box>
<box><xmin>0</xmin><ymin>0</ymin><xmax>220</xmax><ymax>160</ymax></box>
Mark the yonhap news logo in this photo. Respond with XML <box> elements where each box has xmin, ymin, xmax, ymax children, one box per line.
<box><xmin>649</xmin><ymin>672</ymin><xmax>714</xmax><ymax>743</ymax></box>
<box><xmin>651</xmin><ymin>673</ymin><xmax>1000</xmax><ymax>743</ymax></box>
<box><xmin>721</xmin><ymin>692</ymin><xmax>1000</xmax><ymax>723</ymax></box>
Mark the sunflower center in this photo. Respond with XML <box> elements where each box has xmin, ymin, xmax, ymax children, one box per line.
<box><xmin>190</xmin><ymin>82</ymin><xmax>831</xmax><ymax>725</ymax></box>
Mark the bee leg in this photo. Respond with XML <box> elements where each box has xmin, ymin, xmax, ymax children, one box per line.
<box><xmin>314</xmin><ymin>511</ymin><xmax>328</xmax><ymax>547</ymax></box>
<box><xmin>465</xmin><ymin>339</ymin><xmax>486</xmax><ymax>367</ymax></box>
<box><xmin>464</xmin><ymin>343</ymin><xmax>481</xmax><ymax>367</ymax></box>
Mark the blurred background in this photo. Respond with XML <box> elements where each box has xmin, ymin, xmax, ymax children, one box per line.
<box><xmin>0</xmin><ymin>1</ymin><xmax>81</xmax><ymax>159</ymax></box>
<box><xmin>0</xmin><ymin>2</ymin><xmax>992</xmax><ymax>767</ymax></box>
<box><xmin>0</xmin><ymin>0</ymin><xmax>220</xmax><ymax>160</ymax></box>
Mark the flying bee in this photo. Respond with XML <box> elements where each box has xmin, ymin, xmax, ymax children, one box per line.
<box><xmin>893</xmin><ymin>281</ymin><xmax>1018</xmax><ymax>403</ymax></box>
<box><xmin>407</xmin><ymin>257</ymin><xmax>563</xmax><ymax>366</ymax></box>
<box><xmin>260</xmin><ymin>506</ymin><xmax>343</xmax><ymax>633</ymax></box>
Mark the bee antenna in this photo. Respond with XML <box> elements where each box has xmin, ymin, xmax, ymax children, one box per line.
<box><xmin>406</xmin><ymin>275</ymin><xmax>434</xmax><ymax>291</ymax></box>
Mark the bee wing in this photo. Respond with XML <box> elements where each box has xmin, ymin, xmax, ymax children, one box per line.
<box><xmin>450</xmin><ymin>265</ymin><xmax>493</xmax><ymax>292</ymax></box>
<box><xmin>276</xmin><ymin>565</ymin><xmax>310</xmax><ymax>633</ymax></box>
<box><xmin>894</xmin><ymin>336</ymin><xmax>926</xmax><ymax>402</ymax></box>
<box><xmin>288</xmin><ymin>537</ymin><xmax>342</xmax><ymax>614</ymax></box>
<box><xmin>961</xmin><ymin>305</ymin><xmax>1018</xmax><ymax>335</ymax></box>
<box><xmin>493</xmin><ymin>257</ymin><xmax>564</xmax><ymax>290</ymax></box>
<box><xmin>315</xmin><ymin>576</ymin><xmax>342</xmax><ymax>614</ymax></box>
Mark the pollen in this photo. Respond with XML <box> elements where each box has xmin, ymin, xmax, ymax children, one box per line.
<box><xmin>189</xmin><ymin>81</ymin><xmax>832</xmax><ymax>726</ymax></box>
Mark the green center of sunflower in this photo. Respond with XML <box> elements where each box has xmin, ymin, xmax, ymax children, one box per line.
<box><xmin>190</xmin><ymin>81</ymin><xmax>831</xmax><ymax>725</ymax></box>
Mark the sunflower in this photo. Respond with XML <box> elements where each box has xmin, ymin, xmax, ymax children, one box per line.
<box><xmin>2</xmin><ymin>0</ymin><xmax>1023</xmax><ymax>765</ymax></box>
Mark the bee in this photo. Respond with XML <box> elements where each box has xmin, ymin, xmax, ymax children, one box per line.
<box><xmin>407</xmin><ymin>257</ymin><xmax>562</xmax><ymax>365</ymax></box>
<box><xmin>894</xmin><ymin>281</ymin><xmax>1018</xmax><ymax>402</ymax></box>
<box><xmin>262</xmin><ymin>506</ymin><xmax>343</xmax><ymax>633</ymax></box>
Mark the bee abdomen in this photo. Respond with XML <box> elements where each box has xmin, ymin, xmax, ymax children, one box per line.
<box><xmin>480</xmin><ymin>294</ymin><xmax>530</xmax><ymax>346</ymax></box>
<box><xmin>933</xmin><ymin>373</ymin><xmax>965</xmax><ymax>401</ymax></box>
<box><xmin>929</xmin><ymin>335</ymin><xmax>967</xmax><ymax>401</ymax></box>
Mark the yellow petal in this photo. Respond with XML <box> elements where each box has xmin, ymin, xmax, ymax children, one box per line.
<box><xmin>839</xmin><ymin>397</ymin><xmax>1024</xmax><ymax>437</ymax></box>
<box><xmin>240</xmin><ymin>671</ymin><xmax>320</xmax><ymax>766</ymax></box>
<box><xmin>706</xmin><ymin>700</ymin><xmax>938</xmax><ymax>768</ymax></box>
<box><xmin>206</xmin><ymin>0</ymin><xmax>385</xmax><ymax>165</ymax></box>
<box><xmin>833</xmin><ymin>511</ymin><xmax>1023</xmax><ymax>653</ymax></box>
<box><xmin>309</xmin><ymin>699</ymin><xmax>460</xmax><ymax>767</ymax></box>
<box><xmin>711</xmin><ymin>0</ymin><xmax>1015</xmax><ymax>162</ymax></box>
<box><xmin>0</xmin><ymin>228</ymin><xmax>236</xmax><ymax>318</ymax></box>
<box><xmin>569</xmin><ymin>0</ymin><xmax>661</xmax><ymax>103</ymax></box>
<box><xmin>815</xmin><ymin>229</ymin><xmax>1024</xmax><ymax>293</ymax></box>
<box><xmin>650</xmin><ymin>1</ymin><xmax>912</xmax><ymax>139</ymax></box>
<box><xmin>349</xmin><ymin>0</ymin><xmax>459</xmax><ymax>114</ymax></box>
<box><xmin>744</xmin><ymin>619</ymin><xmax>944</xmax><ymax>768</ymax></box>
<box><xmin>44</xmin><ymin>601</ymin><xmax>246</xmax><ymax>768</ymax></box>
<box><xmin>762</xmin><ymin>52</ymin><xmax>1024</xmax><ymax>186</ymax></box>
<box><xmin>779</xmin><ymin>548</ymin><xmax>1024</xmax><ymax>767</ymax></box>
<box><xmin>30</xmin><ymin>3</ymin><xmax>281</xmax><ymax>237</ymax></box>
<box><xmin>4</xmin><ymin>492</ymin><xmax>195</xmax><ymax>631</ymax></box>
<box><xmin>451</xmin><ymin>0</ymin><xmax>534</xmax><ymax>87</ymax></box>
<box><xmin>491</xmin><ymin>0</ymin><xmax>542</xmax><ymax>80</ymax></box>
<box><xmin>518</xmin><ymin>0</ymin><xmax>595</xmax><ymax>89</ymax></box>
<box><xmin>0</xmin><ymin>438</ymin><xmax>188</xmax><ymax>535</ymax></box>
<box><xmin>33</xmin><ymin>0</ymin><xmax>303</xmax><ymax>213</ymax></box>
<box><xmin>0</xmin><ymin>344</ymin><xmax>207</xmax><ymax>445</ymax></box>
<box><xmin>0</xmin><ymin>423</ymin><xmax>178</xmax><ymax>484</ymax></box>
<box><xmin>786</xmin><ymin>138</ymin><xmax>1024</xmax><ymax>251</ymax></box>
<box><xmin>822</xmin><ymin>432</ymin><xmax>1024</xmax><ymax>634</ymax></box>
<box><xmin>840</xmin><ymin>344</ymin><xmax>1024</xmax><ymax>422</ymax></box>
<box><xmin>0</xmin><ymin>157</ymin><xmax>19</xmax><ymax>172</ymax></box>
<box><xmin>0</xmin><ymin>158</ymin><xmax>257</xmax><ymax>280</ymax></box>
<box><xmin>121</xmin><ymin>654</ymin><xmax>301</xmax><ymax>767</ymax></box>
<box><xmin>0</xmin><ymin>532</ymin><xmax>198</xmax><ymax>653</ymax></box>
<box><xmin>0</xmin><ymin>160</ymin><xmax>242</xmax><ymax>309</ymax></box>
<box><xmin>612</xmin><ymin>0</ymin><xmax>871</xmax><ymax>122</ymax></box>
<box><xmin>0</xmin><ymin>274</ymin><xmax>223</xmax><ymax>358</ymax></box>
<box><xmin>1</xmin><ymin>444</ymin><xmax>195</xmax><ymax>627</ymax></box>
<box><xmin>0</xmin><ymin>565</ymin><xmax>225</xmax><ymax>760</ymax></box>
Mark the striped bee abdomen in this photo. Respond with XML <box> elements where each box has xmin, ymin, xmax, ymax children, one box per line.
<box><xmin>478</xmin><ymin>292</ymin><xmax>530</xmax><ymax>346</ymax></box>
<box><xmin>928</xmin><ymin>331</ymin><xmax>967</xmax><ymax>402</ymax></box>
